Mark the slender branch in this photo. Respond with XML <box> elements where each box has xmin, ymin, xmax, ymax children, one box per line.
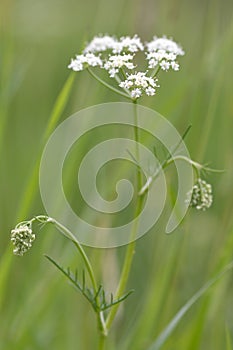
<box><xmin>87</xmin><ymin>68</ymin><xmax>131</xmax><ymax>100</ymax></box>
<box><xmin>51</xmin><ymin>218</ymin><xmax>97</xmax><ymax>291</ymax></box>
<box><xmin>40</xmin><ymin>216</ymin><xmax>108</xmax><ymax>336</ymax></box>
<box><xmin>166</xmin><ymin>156</ymin><xmax>224</xmax><ymax>173</ymax></box>
<box><xmin>139</xmin><ymin>125</ymin><xmax>193</xmax><ymax>196</ymax></box>
<box><xmin>114</xmin><ymin>73</ymin><xmax>131</xmax><ymax>96</ymax></box>
<box><xmin>152</xmin><ymin>65</ymin><xmax>161</xmax><ymax>78</ymax></box>
<box><xmin>120</xmin><ymin>67</ymin><xmax>127</xmax><ymax>80</ymax></box>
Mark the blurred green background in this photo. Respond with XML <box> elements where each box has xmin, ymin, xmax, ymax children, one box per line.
<box><xmin>1</xmin><ymin>0</ymin><xmax>233</xmax><ymax>349</ymax></box>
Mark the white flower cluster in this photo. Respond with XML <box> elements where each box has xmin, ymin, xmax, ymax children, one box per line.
<box><xmin>69</xmin><ymin>35</ymin><xmax>143</xmax><ymax>77</ymax></box>
<box><xmin>83</xmin><ymin>35</ymin><xmax>117</xmax><ymax>53</ymax></box>
<box><xmin>104</xmin><ymin>54</ymin><xmax>135</xmax><ymax>77</ymax></box>
<box><xmin>84</xmin><ymin>34</ymin><xmax>144</xmax><ymax>54</ymax></box>
<box><xmin>146</xmin><ymin>37</ymin><xmax>184</xmax><ymax>71</ymax></box>
<box><xmin>119</xmin><ymin>72</ymin><xmax>159</xmax><ymax>98</ymax></box>
<box><xmin>11</xmin><ymin>224</ymin><xmax>36</xmax><ymax>256</ymax></box>
<box><xmin>113</xmin><ymin>35</ymin><xmax>144</xmax><ymax>53</ymax></box>
<box><xmin>68</xmin><ymin>34</ymin><xmax>184</xmax><ymax>99</ymax></box>
<box><xmin>68</xmin><ymin>53</ymin><xmax>102</xmax><ymax>72</ymax></box>
<box><xmin>187</xmin><ymin>178</ymin><xmax>213</xmax><ymax>210</ymax></box>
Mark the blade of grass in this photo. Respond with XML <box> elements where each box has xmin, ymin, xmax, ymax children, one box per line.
<box><xmin>226</xmin><ymin>326</ymin><xmax>233</xmax><ymax>350</ymax></box>
<box><xmin>186</xmin><ymin>223</ymin><xmax>233</xmax><ymax>350</ymax></box>
<box><xmin>122</xmin><ymin>233</ymin><xmax>185</xmax><ymax>350</ymax></box>
<box><xmin>147</xmin><ymin>262</ymin><xmax>233</xmax><ymax>350</ymax></box>
<box><xmin>17</xmin><ymin>72</ymin><xmax>75</xmax><ymax>219</ymax></box>
<box><xmin>0</xmin><ymin>44</ymin><xmax>29</xmax><ymax>312</ymax></box>
<box><xmin>0</xmin><ymin>249</ymin><xmax>12</xmax><ymax>308</ymax></box>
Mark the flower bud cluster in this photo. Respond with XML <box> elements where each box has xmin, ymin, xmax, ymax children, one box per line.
<box><xmin>11</xmin><ymin>224</ymin><xmax>35</xmax><ymax>256</ymax></box>
<box><xmin>187</xmin><ymin>178</ymin><xmax>213</xmax><ymax>210</ymax></box>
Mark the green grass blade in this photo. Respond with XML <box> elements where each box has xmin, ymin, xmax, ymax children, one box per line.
<box><xmin>147</xmin><ymin>262</ymin><xmax>233</xmax><ymax>350</ymax></box>
<box><xmin>0</xmin><ymin>248</ymin><xmax>12</xmax><ymax>309</ymax></box>
<box><xmin>17</xmin><ymin>72</ymin><xmax>75</xmax><ymax>219</ymax></box>
<box><xmin>226</xmin><ymin>326</ymin><xmax>233</xmax><ymax>350</ymax></box>
<box><xmin>43</xmin><ymin>72</ymin><xmax>75</xmax><ymax>141</ymax></box>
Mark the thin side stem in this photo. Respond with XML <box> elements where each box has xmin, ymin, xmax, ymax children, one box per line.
<box><xmin>114</xmin><ymin>73</ymin><xmax>131</xmax><ymax>96</ymax></box>
<box><xmin>152</xmin><ymin>65</ymin><xmax>161</xmax><ymax>78</ymax></box>
<box><xmin>120</xmin><ymin>67</ymin><xmax>127</xmax><ymax>80</ymax></box>
<box><xmin>138</xmin><ymin>126</ymin><xmax>195</xmax><ymax>196</ymax></box>
<box><xmin>46</xmin><ymin>217</ymin><xmax>107</xmax><ymax>336</ymax></box>
<box><xmin>51</xmin><ymin>218</ymin><xmax>97</xmax><ymax>290</ymax></box>
<box><xmin>166</xmin><ymin>155</ymin><xmax>223</xmax><ymax>173</ymax></box>
<box><xmin>87</xmin><ymin>68</ymin><xmax>131</xmax><ymax>100</ymax></box>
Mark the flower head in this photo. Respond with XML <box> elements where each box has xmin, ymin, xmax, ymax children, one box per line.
<box><xmin>83</xmin><ymin>35</ymin><xmax>117</xmax><ymax>53</ymax></box>
<box><xmin>68</xmin><ymin>34</ymin><xmax>184</xmax><ymax>99</ymax></box>
<box><xmin>186</xmin><ymin>179</ymin><xmax>213</xmax><ymax>210</ymax></box>
<box><xmin>83</xmin><ymin>34</ymin><xmax>144</xmax><ymax>54</ymax></box>
<box><xmin>104</xmin><ymin>54</ymin><xmax>135</xmax><ymax>77</ymax></box>
<box><xmin>146</xmin><ymin>36</ymin><xmax>184</xmax><ymax>71</ymax></box>
<box><xmin>146</xmin><ymin>36</ymin><xmax>184</xmax><ymax>55</ymax></box>
<box><xmin>11</xmin><ymin>223</ymin><xmax>36</xmax><ymax>256</ymax></box>
<box><xmin>68</xmin><ymin>53</ymin><xmax>102</xmax><ymax>72</ymax></box>
<box><xmin>113</xmin><ymin>35</ymin><xmax>144</xmax><ymax>53</ymax></box>
<box><xmin>119</xmin><ymin>72</ymin><xmax>159</xmax><ymax>99</ymax></box>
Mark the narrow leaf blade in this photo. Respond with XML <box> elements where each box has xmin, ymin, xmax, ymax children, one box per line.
<box><xmin>147</xmin><ymin>262</ymin><xmax>233</xmax><ymax>350</ymax></box>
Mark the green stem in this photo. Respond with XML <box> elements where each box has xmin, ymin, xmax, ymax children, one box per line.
<box><xmin>35</xmin><ymin>216</ymin><xmax>108</xmax><ymax>336</ymax></box>
<box><xmin>120</xmin><ymin>67</ymin><xmax>127</xmax><ymax>80</ymax></box>
<box><xmin>152</xmin><ymin>65</ymin><xmax>161</xmax><ymax>78</ymax></box>
<box><xmin>114</xmin><ymin>73</ymin><xmax>131</xmax><ymax>96</ymax></box>
<box><xmin>133</xmin><ymin>100</ymin><xmax>143</xmax><ymax>189</ymax></box>
<box><xmin>106</xmin><ymin>99</ymin><xmax>143</xmax><ymax>330</ymax></box>
<box><xmin>52</xmin><ymin>219</ymin><xmax>107</xmax><ymax>335</ymax></box>
<box><xmin>98</xmin><ymin>332</ymin><xmax>106</xmax><ymax>350</ymax></box>
<box><xmin>166</xmin><ymin>155</ymin><xmax>223</xmax><ymax>173</ymax></box>
<box><xmin>87</xmin><ymin>68</ymin><xmax>131</xmax><ymax>100</ymax></box>
<box><xmin>138</xmin><ymin>125</ymin><xmax>193</xmax><ymax>195</ymax></box>
<box><xmin>106</xmin><ymin>197</ymin><xmax>143</xmax><ymax>330</ymax></box>
<box><xmin>139</xmin><ymin>155</ymin><xmax>213</xmax><ymax>196</ymax></box>
<box><xmin>97</xmin><ymin>311</ymin><xmax>108</xmax><ymax>337</ymax></box>
<box><xmin>51</xmin><ymin>218</ymin><xmax>97</xmax><ymax>290</ymax></box>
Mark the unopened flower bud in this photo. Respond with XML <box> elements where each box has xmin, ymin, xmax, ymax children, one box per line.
<box><xmin>186</xmin><ymin>179</ymin><xmax>213</xmax><ymax>210</ymax></box>
<box><xmin>11</xmin><ymin>224</ymin><xmax>36</xmax><ymax>256</ymax></box>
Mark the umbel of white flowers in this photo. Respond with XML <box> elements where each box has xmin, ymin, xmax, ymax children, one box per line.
<box><xmin>68</xmin><ymin>34</ymin><xmax>184</xmax><ymax>99</ymax></box>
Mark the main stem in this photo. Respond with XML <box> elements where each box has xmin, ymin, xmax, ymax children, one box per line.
<box><xmin>98</xmin><ymin>333</ymin><xmax>106</xmax><ymax>350</ymax></box>
<box><xmin>106</xmin><ymin>99</ymin><xmax>143</xmax><ymax>330</ymax></box>
<box><xmin>133</xmin><ymin>99</ymin><xmax>143</xmax><ymax>189</ymax></box>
